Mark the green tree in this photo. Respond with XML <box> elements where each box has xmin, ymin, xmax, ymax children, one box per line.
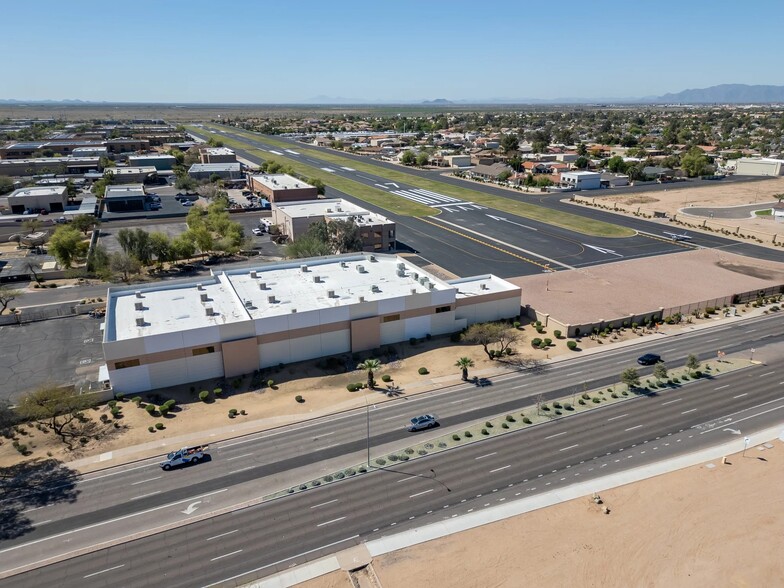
<box><xmin>48</xmin><ymin>227</ymin><xmax>87</xmax><ymax>268</ymax></box>
<box><xmin>0</xmin><ymin>176</ymin><xmax>15</xmax><ymax>195</ymax></box>
<box><xmin>607</xmin><ymin>155</ymin><xmax>627</xmax><ymax>173</ymax></box>
<box><xmin>500</xmin><ymin>133</ymin><xmax>519</xmax><ymax>154</ymax></box>
<box><xmin>416</xmin><ymin>152</ymin><xmax>430</xmax><ymax>167</ymax></box>
<box><xmin>149</xmin><ymin>232</ymin><xmax>174</xmax><ymax>268</ymax></box>
<box><xmin>653</xmin><ymin>362</ymin><xmax>668</xmax><ymax>382</ymax></box>
<box><xmin>498</xmin><ymin>170</ymin><xmax>512</xmax><ymax>182</ymax></box>
<box><xmin>685</xmin><ymin>354</ymin><xmax>700</xmax><ymax>375</ymax></box>
<box><xmin>532</xmin><ymin>140</ymin><xmax>548</xmax><ymax>154</ymax></box>
<box><xmin>116</xmin><ymin>228</ymin><xmax>152</xmax><ymax>266</ymax></box>
<box><xmin>285</xmin><ymin>233</ymin><xmax>332</xmax><ymax>258</ymax></box>
<box><xmin>455</xmin><ymin>357</ymin><xmax>475</xmax><ymax>381</ymax></box>
<box><xmin>22</xmin><ymin>218</ymin><xmax>43</xmax><ymax>234</ymax></box>
<box><xmin>0</xmin><ymin>285</ymin><xmax>22</xmax><ymax>314</ymax></box>
<box><xmin>65</xmin><ymin>179</ymin><xmax>79</xmax><ymax>198</ymax></box>
<box><xmin>175</xmin><ymin>175</ymin><xmax>197</xmax><ymax>191</ymax></box>
<box><xmin>620</xmin><ymin>367</ymin><xmax>641</xmax><ymax>390</ymax></box>
<box><xmin>462</xmin><ymin>322</ymin><xmax>519</xmax><ymax>360</ymax></box>
<box><xmin>86</xmin><ymin>244</ymin><xmax>111</xmax><ymax>279</ymax></box>
<box><xmin>357</xmin><ymin>358</ymin><xmax>381</xmax><ymax>389</ymax></box>
<box><xmin>574</xmin><ymin>156</ymin><xmax>590</xmax><ymax>169</ymax></box>
<box><xmin>109</xmin><ymin>251</ymin><xmax>141</xmax><ymax>282</ymax></box>
<box><xmin>172</xmin><ymin>234</ymin><xmax>196</xmax><ymax>260</ymax></box>
<box><xmin>71</xmin><ymin>215</ymin><xmax>100</xmax><ymax>236</ymax></box>
<box><xmin>400</xmin><ymin>150</ymin><xmax>416</xmax><ymax>165</ymax></box>
<box><xmin>681</xmin><ymin>146</ymin><xmax>710</xmax><ymax>177</ymax></box>
<box><xmin>576</xmin><ymin>142</ymin><xmax>588</xmax><ymax>156</ymax></box>
<box><xmin>16</xmin><ymin>385</ymin><xmax>97</xmax><ymax>448</ymax></box>
<box><xmin>508</xmin><ymin>154</ymin><xmax>522</xmax><ymax>172</ymax></box>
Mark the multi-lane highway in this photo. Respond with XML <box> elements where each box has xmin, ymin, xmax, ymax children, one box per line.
<box><xmin>1</xmin><ymin>314</ymin><xmax>781</xmax><ymax>586</ymax></box>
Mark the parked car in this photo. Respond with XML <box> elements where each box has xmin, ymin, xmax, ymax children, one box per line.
<box><xmin>252</xmin><ymin>227</ymin><xmax>263</xmax><ymax>236</ymax></box>
<box><xmin>637</xmin><ymin>353</ymin><xmax>662</xmax><ymax>366</ymax></box>
<box><xmin>182</xmin><ymin>200</ymin><xmax>194</xmax><ymax>207</ymax></box>
<box><xmin>407</xmin><ymin>414</ymin><xmax>438</xmax><ymax>431</ymax></box>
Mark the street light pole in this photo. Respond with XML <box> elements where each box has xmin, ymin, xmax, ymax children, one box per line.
<box><xmin>363</xmin><ymin>390</ymin><xmax>371</xmax><ymax>468</ymax></box>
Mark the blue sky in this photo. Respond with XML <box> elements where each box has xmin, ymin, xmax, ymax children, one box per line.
<box><xmin>4</xmin><ymin>0</ymin><xmax>783</xmax><ymax>103</ymax></box>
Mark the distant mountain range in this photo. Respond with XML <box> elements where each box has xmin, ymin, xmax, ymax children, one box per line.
<box><xmin>2</xmin><ymin>85</ymin><xmax>784</xmax><ymax>106</ymax></box>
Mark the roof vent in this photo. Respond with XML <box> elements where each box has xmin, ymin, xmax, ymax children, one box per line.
<box><xmin>205</xmin><ymin>306</ymin><xmax>213</xmax><ymax>316</ymax></box>
<box><xmin>397</xmin><ymin>262</ymin><xmax>405</xmax><ymax>270</ymax></box>
<box><xmin>428</xmin><ymin>282</ymin><xmax>435</xmax><ymax>290</ymax></box>
<box><xmin>357</xmin><ymin>265</ymin><xmax>365</xmax><ymax>273</ymax></box>
<box><xmin>290</xmin><ymin>308</ymin><xmax>297</xmax><ymax>313</ymax></box>
<box><xmin>196</xmin><ymin>283</ymin><xmax>204</xmax><ymax>291</ymax></box>
<box><xmin>245</xmin><ymin>300</ymin><xmax>253</xmax><ymax>308</ymax></box>
<box><xmin>480</xmin><ymin>283</ymin><xmax>489</xmax><ymax>290</ymax></box>
<box><xmin>327</xmin><ymin>289</ymin><xmax>335</xmax><ymax>298</ymax></box>
<box><xmin>326</xmin><ymin>208</ymin><xmax>333</xmax><ymax>213</ymax></box>
<box><xmin>250</xmin><ymin>270</ymin><xmax>257</xmax><ymax>279</ymax></box>
<box><xmin>135</xmin><ymin>315</ymin><xmax>144</xmax><ymax>326</ymax></box>
<box><xmin>397</xmin><ymin>269</ymin><xmax>406</xmax><ymax>277</ymax></box>
<box><xmin>358</xmin><ymin>296</ymin><xmax>365</xmax><ymax>303</ymax></box>
<box><xmin>340</xmin><ymin>261</ymin><xmax>348</xmax><ymax>268</ymax></box>
<box><xmin>267</xmin><ymin>295</ymin><xmax>276</xmax><ymax>304</ymax></box>
<box><xmin>135</xmin><ymin>290</ymin><xmax>143</xmax><ymax>298</ymax></box>
<box><xmin>200</xmin><ymin>293</ymin><xmax>208</xmax><ymax>302</ymax></box>
<box><xmin>300</xmin><ymin>264</ymin><xmax>308</xmax><ymax>272</ymax></box>
<box><xmin>134</xmin><ymin>301</ymin><xmax>143</xmax><ymax>311</ymax></box>
<box><xmin>411</xmin><ymin>288</ymin><xmax>417</xmax><ymax>295</ymax></box>
<box><xmin>258</xmin><ymin>282</ymin><xmax>267</xmax><ymax>290</ymax></box>
<box><xmin>371</xmin><ymin>285</ymin><xmax>380</xmax><ymax>293</ymax></box>
<box><xmin>419</xmin><ymin>276</ymin><xmax>428</xmax><ymax>285</ymax></box>
<box><xmin>369</xmin><ymin>254</ymin><xmax>376</xmax><ymax>262</ymax></box>
<box><xmin>313</xmin><ymin>275</ymin><xmax>321</xmax><ymax>283</ymax></box>
<box><xmin>412</xmin><ymin>272</ymin><xmax>419</xmax><ymax>281</ymax></box>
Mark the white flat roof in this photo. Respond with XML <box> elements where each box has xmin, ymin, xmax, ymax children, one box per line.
<box><xmin>449</xmin><ymin>274</ymin><xmax>521</xmax><ymax>298</ymax></box>
<box><xmin>107</xmin><ymin>166</ymin><xmax>156</xmax><ymax>174</ymax></box>
<box><xmin>129</xmin><ymin>154</ymin><xmax>176</xmax><ymax>160</ymax></box>
<box><xmin>251</xmin><ymin>173</ymin><xmax>314</xmax><ymax>191</ymax></box>
<box><xmin>105</xmin><ymin>254</ymin><xmax>457</xmax><ymax>341</ymax></box>
<box><xmin>105</xmin><ymin>184</ymin><xmax>146</xmax><ymax>198</ymax></box>
<box><xmin>562</xmin><ymin>171</ymin><xmax>600</xmax><ymax>177</ymax></box>
<box><xmin>189</xmin><ymin>163</ymin><xmax>241</xmax><ymax>172</ymax></box>
<box><xmin>8</xmin><ymin>186</ymin><xmax>67</xmax><ymax>198</ymax></box>
<box><xmin>274</xmin><ymin>199</ymin><xmax>392</xmax><ymax>225</ymax></box>
<box><xmin>201</xmin><ymin>147</ymin><xmax>235</xmax><ymax>156</ymax></box>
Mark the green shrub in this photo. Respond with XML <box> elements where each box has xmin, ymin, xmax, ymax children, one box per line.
<box><xmin>564</xmin><ymin>403</ymin><xmax>573</xmax><ymax>411</ymax></box>
<box><xmin>107</xmin><ymin>400</ymin><xmax>117</xmax><ymax>409</ymax></box>
<box><xmin>199</xmin><ymin>390</ymin><xmax>209</xmax><ymax>402</ymax></box>
<box><xmin>155</xmin><ymin>422</ymin><xmax>165</xmax><ymax>430</ymax></box>
<box><xmin>404</xmin><ymin>448</ymin><xmax>414</xmax><ymax>454</ymax></box>
<box><xmin>485</xmin><ymin>421</ymin><xmax>493</xmax><ymax>428</ymax></box>
<box><xmin>387</xmin><ymin>455</ymin><xmax>398</xmax><ymax>463</ymax></box>
<box><xmin>513</xmin><ymin>321</ymin><xmax>521</xmax><ymax>329</ymax></box>
<box><xmin>346</xmin><ymin>383</ymin><xmax>359</xmax><ymax>392</ymax></box>
<box><xmin>148</xmin><ymin>426</ymin><xmax>155</xmax><ymax>433</ymax></box>
<box><xmin>553</xmin><ymin>401</ymin><xmax>562</xmax><ymax>409</ymax></box>
<box><xmin>592</xmin><ymin>397</ymin><xmax>601</xmax><ymax>403</ymax></box>
<box><xmin>694</xmin><ymin>371</ymin><xmax>702</xmax><ymax>378</ymax></box>
<box><xmin>553</xmin><ymin>330</ymin><xmax>562</xmax><ymax>338</ymax></box>
<box><xmin>145</xmin><ymin>403</ymin><xmax>156</xmax><ymax>414</ymax></box>
<box><xmin>531</xmin><ymin>337</ymin><xmax>542</xmax><ymax>347</ymax></box>
<box><xmin>358</xmin><ymin>466</ymin><xmax>367</xmax><ymax>473</ymax></box>
<box><xmin>132</xmin><ymin>396</ymin><xmax>142</xmax><ymax>406</ymax></box>
<box><xmin>163</xmin><ymin>399</ymin><xmax>176</xmax><ymax>410</ymax></box>
<box><xmin>522</xmin><ymin>417</ymin><xmax>532</xmax><ymax>424</ymax></box>
<box><xmin>481</xmin><ymin>428</ymin><xmax>489</xmax><ymax>435</ymax></box>
<box><xmin>501</xmin><ymin>422</ymin><xmax>509</xmax><ymax>429</ymax></box>
<box><xmin>578</xmin><ymin>398</ymin><xmax>586</xmax><ymax>405</ymax></box>
<box><xmin>158</xmin><ymin>406</ymin><xmax>169</xmax><ymax>417</ymax></box>
<box><xmin>611</xmin><ymin>392</ymin><xmax>618</xmax><ymax>398</ymax></box>
<box><xmin>452</xmin><ymin>434</ymin><xmax>460</xmax><ymax>441</ymax></box>
<box><xmin>346</xmin><ymin>468</ymin><xmax>356</xmax><ymax>476</ymax></box>
<box><xmin>543</xmin><ymin>338</ymin><xmax>552</xmax><ymax>347</ymax></box>
<box><xmin>621</xmin><ymin>390</ymin><xmax>628</xmax><ymax>396</ymax></box>
<box><xmin>295</xmin><ymin>395</ymin><xmax>305</xmax><ymax>403</ymax></box>
<box><xmin>567</xmin><ymin>341</ymin><xmax>578</xmax><ymax>350</ymax></box>
<box><xmin>418</xmin><ymin>367</ymin><xmax>429</xmax><ymax>375</ymax></box>
<box><xmin>114</xmin><ymin>393</ymin><xmax>125</xmax><ymax>402</ymax></box>
<box><xmin>228</xmin><ymin>409</ymin><xmax>238</xmax><ymax>418</ymax></box>
<box><xmin>213</xmin><ymin>388</ymin><xmax>223</xmax><ymax>397</ymax></box>
<box><xmin>267</xmin><ymin>379</ymin><xmax>275</xmax><ymax>387</ymax></box>
<box><xmin>506</xmin><ymin>414</ymin><xmax>515</xmax><ymax>422</ymax></box>
<box><xmin>465</xmin><ymin>431</ymin><xmax>473</xmax><ymax>438</ymax></box>
<box><xmin>381</xmin><ymin>374</ymin><xmax>392</xmax><ymax>382</ymax></box>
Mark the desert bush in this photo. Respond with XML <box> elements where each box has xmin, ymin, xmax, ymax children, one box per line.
<box><xmin>295</xmin><ymin>395</ymin><xmax>305</xmax><ymax>403</ymax></box>
<box><xmin>132</xmin><ymin>396</ymin><xmax>142</xmax><ymax>406</ymax></box>
<box><xmin>199</xmin><ymin>390</ymin><xmax>209</xmax><ymax>402</ymax></box>
<box><xmin>531</xmin><ymin>337</ymin><xmax>542</xmax><ymax>347</ymax></box>
<box><xmin>418</xmin><ymin>367</ymin><xmax>429</xmax><ymax>375</ymax></box>
<box><xmin>155</xmin><ymin>422</ymin><xmax>164</xmax><ymax>430</ymax></box>
<box><xmin>213</xmin><ymin>388</ymin><xmax>223</xmax><ymax>397</ymax></box>
<box><xmin>228</xmin><ymin>409</ymin><xmax>238</xmax><ymax>418</ymax></box>
<box><xmin>148</xmin><ymin>426</ymin><xmax>155</xmax><ymax>433</ymax></box>
<box><xmin>145</xmin><ymin>403</ymin><xmax>156</xmax><ymax>414</ymax></box>
<box><xmin>522</xmin><ymin>417</ymin><xmax>532</xmax><ymax>424</ymax></box>
<box><xmin>553</xmin><ymin>330</ymin><xmax>562</xmax><ymax>338</ymax></box>
<box><xmin>381</xmin><ymin>374</ymin><xmax>392</xmax><ymax>382</ymax></box>
<box><xmin>481</xmin><ymin>428</ymin><xmax>489</xmax><ymax>435</ymax></box>
<box><xmin>452</xmin><ymin>434</ymin><xmax>460</xmax><ymax>441</ymax></box>
<box><xmin>501</xmin><ymin>422</ymin><xmax>509</xmax><ymax>429</ymax></box>
<box><xmin>592</xmin><ymin>397</ymin><xmax>601</xmax><ymax>403</ymax></box>
<box><xmin>567</xmin><ymin>341</ymin><xmax>578</xmax><ymax>350</ymax></box>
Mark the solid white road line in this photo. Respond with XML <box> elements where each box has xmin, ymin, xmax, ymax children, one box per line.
<box><xmin>733</xmin><ymin>393</ymin><xmax>748</xmax><ymax>399</ymax></box>
<box><xmin>316</xmin><ymin>517</ymin><xmax>346</xmax><ymax>527</ymax></box>
<box><xmin>206</xmin><ymin>529</ymin><xmax>238</xmax><ymax>541</ymax></box>
<box><xmin>410</xmin><ymin>489</ymin><xmax>434</xmax><ymax>498</ymax></box>
<box><xmin>545</xmin><ymin>431</ymin><xmax>567</xmax><ymax>439</ymax></box>
<box><xmin>758</xmin><ymin>371</ymin><xmax>775</xmax><ymax>377</ymax></box>
<box><xmin>202</xmin><ymin>535</ymin><xmax>360</xmax><ymax>588</ymax></box>
<box><xmin>607</xmin><ymin>414</ymin><xmax>629</xmax><ymax>421</ymax></box>
<box><xmin>661</xmin><ymin>398</ymin><xmax>682</xmax><ymax>406</ymax></box>
<box><xmin>490</xmin><ymin>465</ymin><xmax>511</xmax><ymax>473</ymax></box>
<box><xmin>83</xmin><ymin>564</ymin><xmax>125</xmax><ymax>579</ymax></box>
<box><xmin>475</xmin><ymin>452</ymin><xmax>497</xmax><ymax>460</ymax></box>
<box><xmin>131</xmin><ymin>476</ymin><xmax>161</xmax><ymax>486</ymax></box>
<box><xmin>700</xmin><ymin>403</ymin><xmax>784</xmax><ymax>434</ymax></box>
<box><xmin>310</xmin><ymin>499</ymin><xmax>339</xmax><ymax>509</ymax></box>
<box><xmin>211</xmin><ymin>549</ymin><xmax>243</xmax><ymax>561</ymax></box>
<box><xmin>625</xmin><ymin>425</ymin><xmax>643</xmax><ymax>431</ymax></box>
<box><xmin>681</xmin><ymin>408</ymin><xmax>697</xmax><ymax>415</ymax></box>
<box><xmin>559</xmin><ymin>444</ymin><xmax>579</xmax><ymax>452</ymax></box>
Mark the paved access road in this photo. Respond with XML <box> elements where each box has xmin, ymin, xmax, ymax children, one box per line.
<box><xmin>0</xmin><ymin>314</ymin><xmax>780</xmax><ymax>584</ymax></box>
<box><xmin>3</xmin><ymin>341</ymin><xmax>782</xmax><ymax>587</ymax></box>
<box><xmin>203</xmin><ymin>125</ymin><xmax>784</xmax><ymax>270</ymax></box>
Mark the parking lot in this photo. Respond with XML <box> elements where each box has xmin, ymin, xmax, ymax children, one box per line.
<box><xmin>0</xmin><ymin>316</ymin><xmax>105</xmax><ymax>403</ymax></box>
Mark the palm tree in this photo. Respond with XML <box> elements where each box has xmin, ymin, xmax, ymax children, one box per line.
<box><xmin>357</xmin><ymin>358</ymin><xmax>381</xmax><ymax>389</ymax></box>
<box><xmin>455</xmin><ymin>357</ymin><xmax>475</xmax><ymax>381</ymax></box>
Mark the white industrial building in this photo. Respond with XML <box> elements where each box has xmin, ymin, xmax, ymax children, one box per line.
<box><xmin>101</xmin><ymin>253</ymin><xmax>521</xmax><ymax>393</ymax></box>
<box><xmin>733</xmin><ymin>157</ymin><xmax>784</xmax><ymax>176</ymax></box>
<box><xmin>560</xmin><ymin>171</ymin><xmax>601</xmax><ymax>190</ymax></box>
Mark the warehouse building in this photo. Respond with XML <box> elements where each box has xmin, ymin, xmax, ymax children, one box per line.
<box><xmin>733</xmin><ymin>157</ymin><xmax>784</xmax><ymax>176</ymax></box>
<box><xmin>5</xmin><ymin>186</ymin><xmax>68</xmax><ymax>214</ymax></box>
<box><xmin>199</xmin><ymin>147</ymin><xmax>237</xmax><ymax>164</ymax></box>
<box><xmin>188</xmin><ymin>162</ymin><xmax>242</xmax><ymax>180</ymax></box>
<box><xmin>128</xmin><ymin>154</ymin><xmax>177</xmax><ymax>171</ymax></box>
<box><xmin>103</xmin><ymin>166</ymin><xmax>157</xmax><ymax>184</ymax></box>
<box><xmin>249</xmin><ymin>173</ymin><xmax>319</xmax><ymax>203</ymax></box>
<box><xmin>103</xmin><ymin>184</ymin><xmax>147</xmax><ymax>212</ymax></box>
<box><xmin>560</xmin><ymin>171</ymin><xmax>601</xmax><ymax>190</ymax></box>
<box><xmin>101</xmin><ymin>253</ymin><xmax>521</xmax><ymax>393</ymax></box>
<box><xmin>271</xmin><ymin>198</ymin><xmax>396</xmax><ymax>251</ymax></box>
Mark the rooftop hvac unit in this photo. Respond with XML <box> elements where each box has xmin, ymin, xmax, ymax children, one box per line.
<box><xmin>419</xmin><ymin>277</ymin><xmax>428</xmax><ymax>285</ymax></box>
<box><xmin>245</xmin><ymin>300</ymin><xmax>253</xmax><ymax>308</ymax></box>
<box><xmin>397</xmin><ymin>262</ymin><xmax>405</xmax><ymax>270</ymax></box>
<box><xmin>267</xmin><ymin>295</ymin><xmax>276</xmax><ymax>303</ymax></box>
<box><xmin>340</xmin><ymin>261</ymin><xmax>348</xmax><ymax>268</ymax></box>
<box><xmin>135</xmin><ymin>290</ymin><xmax>143</xmax><ymax>298</ymax></box>
<box><xmin>358</xmin><ymin>296</ymin><xmax>365</xmax><ymax>303</ymax></box>
<box><xmin>200</xmin><ymin>293</ymin><xmax>208</xmax><ymax>302</ymax></box>
<box><xmin>397</xmin><ymin>269</ymin><xmax>406</xmax><ymax>277</ymax></box>
<box><xmin>428</xmin><ymin>283</ymin><xmax>435</xmax><ymax>290</ymax></box>
<box><xmin>313</xmin><ymin>275</ymin><xmax>321</xmax><ymax>283</ymax></box>
<box><xmin>411</xmin><ymin>288</ymin><xmax>417</xmax><ymax>295</ymax></box>
<box><xmin>412</xmin><ymin>272</ymin><xmax>419</xmax><ymax>281</ymax></box>
<box><xmin>356</xmin><ymin>265</ymin><xmax>365</xmax><ymax>273</ymax></box>
<box><xmin>369</xmin><ymin>254</ymin><xmax>376</xmax><ymax>262</ymax></box>
<box><xmin>291</xmin><ymin>308</ymin><xmax>297</xmax><ymax>313</ymax></box>
<box><xmin>134</xmin><ymin>301</ymin><xmax>143</xmax><ymax>311</ymax></box>
<box><xmin>300</xmin><ymin>264</ymin><xmax>308</xmax><ymax>272</ymax></box>
<box><xmin>371</xmin><ymin>285</ymin><xmax>380</xmax><ymax>293</ymax></box>
<box><xmin>480</xmin><ymin>283</ymin><xmax>488</xmax><ymax>290</ymax></box>
<box><xmin>204</xmin><ymin>306</ymin><xmax>213</xmax><ymax>316</ymax></box>
<box><xmin>135</xmin><ymin>316</ymin><xmax>144</xmax><ymax>326</ymax></box>
<box><xmin>258</xmin><ymin>282</ymin><xmax>267</xmax><ymax>290</ymax></box>
<box><xmin>250</xmin><ymin>270</ymin><xmax>257</xmax><ymax>279</ymax></box>
<box><xmin>326</xmin><ymin>208</ymin><xmax>333</xmax><ymax>213</ymax></box>
<box><xmin>327</xmin><ymin>289</ymin><xmax>335</xmax><ymax>298</ymax></box>
<box><xmin>196</xmin><ymin>283</ymin><xmax>203</xmax><ymax>291</ymax></box>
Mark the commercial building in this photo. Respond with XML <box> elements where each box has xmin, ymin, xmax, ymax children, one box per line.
<box><xmin>249</xmin><ymin>173</ymin><xmax>319</xmax><ymax>203</ymax></box>
<box><xmin>560</xmin><ymin>171</ymin><xmax>601</xmax><ymax>190</ymax></box>
<box><xmin>128</xmin><ymin>154</ymin><xmax>177</xmax><ymax>171</ymax></box>
<box><xmin>102</xmin><ymin>253</ymin><xmax>521</xmax><ymax>393</ymax></box>
<box><xmin>103</xmin><ymin>184</ymin><xmax>147</xmax><ymax>213</ymax></box>
<box><xmin>199</xmin><ymin>147</ymin><xmax>237</xmax><ymax>164</ymax></box>
<box><xmin>104</xmin><ymin>166</ymin><xmax>157</xmax><ymax>184</ymax></box>
<box><xmin>271</xmin><ymin>199</ymin><xmax>396</xmax><ymax>251</ymax></box>
<box><xmin>0</xmin><ymin>156</ymin><xmax>100</xmax><ymax>176</ymax></box>
<box><xmin>734</xmin><ymin>157</ymin><xmax>784</xmax><ymax>177</ymax></box>
<box><xmin>0</xmin><ymin>140</ymin><xmax>104</xmax><ymax>158</ymax></box>
<box><xmin>188</xmin><ymin>162</ymin><xmax>242</xmax><ymax>181</ymax></box>
<box><xmin>71</xmin><ymin>146</ymin><xmax>109</xmax><ymax>158</ymax></box>
<box><xmin>5</xmin><ymin>186</ymin><xmax>68</xmax><ymax>214</ymax></box>
<box><xmin>444</xmin><ymin>154</ymin><xmax>472</xmax><ymax>168</ymax></box>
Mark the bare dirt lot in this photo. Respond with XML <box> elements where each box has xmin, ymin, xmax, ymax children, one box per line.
<box><xmin>301</xmin><ymin>440</ymin><xmax>784</xmax><ymax>588</ymax></box>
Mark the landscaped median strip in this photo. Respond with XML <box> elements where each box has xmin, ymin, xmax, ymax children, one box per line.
<box><xmin>185</xmin><ymin>126</ymin><xmax>435</xmax><ymax>218</ymax></box>
<box><xmin>203</xmin><ymin>123</ymin><xmax>635</xmax><ymax>238</ymax></box>
<box><xmin>263</xmin><ymin>357</ymin><xmax>751</xmax><ymax>501</ymax></box>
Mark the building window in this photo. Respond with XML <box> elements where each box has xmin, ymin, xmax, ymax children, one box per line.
<box><xmin>389</xmin><ymin>230</ymin><xmax>395</xmax><ymax>238</ymax></box>
<box><xmin>192</xmin><ymin>346</ymin><xmax>216</xmax><ymax>356</ymax></box>
<box><xmin>114</xmin><ymin>358</ymin><xmax>140</xmax><ymax>370</ymax></box>
<box><xmin>435</xmin><ymin>305</ymin><xmax>451</xmax><ymax>314</ymax></box>
<box><xmin>382</xmin><ymin>314</ymin><xmax>400</xmax><ymax>323</ymax></box>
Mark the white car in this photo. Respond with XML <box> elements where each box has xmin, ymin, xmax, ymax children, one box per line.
<box><xmin>252</xmin><ymin>227</ymin><xmax>263</xmax><ymax>236</ymax></box>
<box><xmin>408</xmin><ymin>414</ymin><xmax>438</xmax><ymax>432</ymax></box>
<box><xmin>182</xmin><ymin>200</ymin><xmax>194</xmax><ymax>207</ymax></box>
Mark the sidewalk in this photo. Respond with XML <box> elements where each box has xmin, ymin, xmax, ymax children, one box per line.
<box><xmin>70</xmin><ymin>306</ymin><xmax>770</xmax><ymax>473</ymax></box>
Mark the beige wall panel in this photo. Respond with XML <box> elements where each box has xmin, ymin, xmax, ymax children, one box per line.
<box><xmin>351</xmin><ymin>316</ymin><xmax>380</xmax><ymax>352</ymax></box>
<box><xmin>222</xmin><ymin>337</ymin><xmax>260</xmax><ymax>378</ymax></box>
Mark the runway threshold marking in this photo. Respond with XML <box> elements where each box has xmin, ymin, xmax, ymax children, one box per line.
<box><xmin>417</xmin><ymin>217</ymin><xmax>567</xmax><ymax>272</ymax></box>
